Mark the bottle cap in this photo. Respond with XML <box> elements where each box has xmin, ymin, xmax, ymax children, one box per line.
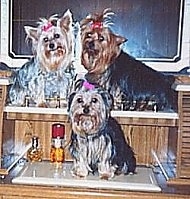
<box><xmin>52</xmin><ymin>123</ymin><xmax>65</xmax><ymax>138</ymax></box>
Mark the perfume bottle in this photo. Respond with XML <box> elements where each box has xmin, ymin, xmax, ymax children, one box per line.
<box><xmin>50</xmin><ymin>123</ymin><xmax>65</xmax><ymax>163</ymax></box>
<box><xmin>27</xmin><ymin>136</ymin><xmax>43</xmax><ymax>162</ymax></box>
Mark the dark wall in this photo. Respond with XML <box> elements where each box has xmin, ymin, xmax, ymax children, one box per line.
<box><xmin>10</xmin><ymin>0</ymin><xmax>184</xmax><ymax>62</ymax></box>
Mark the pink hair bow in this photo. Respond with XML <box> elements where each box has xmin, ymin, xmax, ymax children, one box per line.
<box><xmin>42</xmin><ymin>22</ymin><xmax>53</xmax><ymax>32</ymax></box>
<box><xmin>83</xmin><ymin>81</ymin><xmax>95</xmax><ymax>90</ymax></box>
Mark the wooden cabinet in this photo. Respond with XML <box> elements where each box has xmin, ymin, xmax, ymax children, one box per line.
<box><xmin>2</xmin><ymin>108</ymin><xmax>178</xmax><ymax>166</ymax></box>
<box><xmin>0</xmin><ymin>80</ymin><xmax>182</xmax><ymax>179</ymax></box>
<box><xmin>176</xmin><ymin>91</ymin><xmax>190</xmax><ymax>178</ymax></box>
<box><xmin>0</xmin><ymin>185</ymin><xmax>189</xmax><ymax>199</ymax></box>
<box><xmin>1</xmin><ymin>79</ymin><xmax>190</xmax><ymax>198</ymax></box>
<box><xmin>0</xmin><ymin>83</ymin><xmax>8</xmax><ymax>168</ymax></box>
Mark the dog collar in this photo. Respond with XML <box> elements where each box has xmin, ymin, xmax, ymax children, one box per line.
<box><xmin>72</xmin><ymin>131</ymin><xmax>99</xmax><ymax>140</ymax></box>
<box><xmin>71</xmin><ymin>122</ymin><xmax>108</xmax><ymax>141</ymax></box>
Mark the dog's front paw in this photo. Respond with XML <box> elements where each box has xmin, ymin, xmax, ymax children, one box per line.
<box><xmin>99</xmin><ymin>173</ymin><xmax>111</xmax><ymax>180</ymax></box>
<box><xmin>99</xmin><ymin>170</ymin><xmax>115</xmax><ymax>180</ymax></box>
<box><xmin>98</xmin><ymin>165</ymin><xmax>116</xmax><ymax>180</ymax></box>
<box><xmin>71</xmin><ymin>164</ymin><xmax>88</xmax><ymax>178</ymax></box>
<box><xmin>37</xmin><ymin>102</ymin><xmax>48</xmax><ymax>108</ymax></box>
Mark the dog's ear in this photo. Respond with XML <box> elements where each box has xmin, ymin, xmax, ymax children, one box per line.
<box><xmin>67</xmin><ymin>92</ymin><xmax>76</xmax><ymax>112</ymax></box>
<box><xmin>115</xmin><ymin>34</ymin><xmax>127</xmax><ymax>45</ymax></box>
<box><xmin>24</xmin><ymin>26</ymin><xmax>38</xmax><ymax>42</ymax></box>
<box><xmin>58</xmin><ymin>9</ymin><xmax>73</xmax><ymax>32</ymax></box>
<box><xmin>100</xmin><ymin>90</ymin><xmax>113</xmax><ymax>110</ymax></box>
<box><xmin>73</xmin><ymin>79</ymin><xmax>85</xmax><ymax>91</ymax></box>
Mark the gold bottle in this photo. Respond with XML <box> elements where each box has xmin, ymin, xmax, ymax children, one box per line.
<box><xmin>50</xmin><ymin>136</ymin><xmax>64</xmax><ymax>163</ymax></box>
<box><xmin>27</xmin><ymin>136</ymin><xmax>43</xmax><ymax>162</ymax></box>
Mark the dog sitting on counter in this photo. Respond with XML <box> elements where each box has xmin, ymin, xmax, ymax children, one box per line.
<box><xmin>80</xmin><ymin>8</ymin><xmax>177</xmax><ymax>111</ymax></box>
<box><xmin>8</xmin><ymin>10</ymin><xmax>75</xmax><ymax>108</ymax></box>
<box><xmin>68</xmin><ymin>79</ymin><xmax>136</xmax><ymax>179</ymax></box>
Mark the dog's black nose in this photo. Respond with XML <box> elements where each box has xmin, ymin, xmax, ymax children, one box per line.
<box><xmin>83</xmin><ymin>106</ymin><xmax>90</xmax><ymax>114</ymax></box>
<box><xmin>49</xmin><ymin>43</ymin><xmax>55</xmax><ymax>49</ymax></box>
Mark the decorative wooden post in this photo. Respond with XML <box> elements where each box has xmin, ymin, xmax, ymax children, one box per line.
<box><xmin>172</xmin><ymin>78</ymin><xmax>190</xmax><ymax>184</ymax></box>
<box><xmin>0</xmin><ymin>78</ymin><xmax>10</xmax><ymax>167</ymax></box>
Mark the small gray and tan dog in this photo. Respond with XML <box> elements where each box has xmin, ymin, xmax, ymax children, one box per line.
<box><xmin>8</xmin><ymin>10</ymin><xmax>75</xmax><ymax>107</ymax></box>
<box><xmin>68</xmin><ymin>79</ymin><xmax>136</xmax><ymax>179</ymax></box>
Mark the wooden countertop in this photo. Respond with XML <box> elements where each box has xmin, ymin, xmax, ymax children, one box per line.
<box><xmin>0</xmin><ymin>184</ymin><xmax>189</xmax><ymax>199</ymax></box>
<box><xmin>4</xmin><ymin>106</ymin><xmax>178</xmax><ymax>126</ymax></box>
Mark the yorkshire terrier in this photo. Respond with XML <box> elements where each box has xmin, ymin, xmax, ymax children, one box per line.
<box><xmin>68</xmin><ymin>79</ymin><xmax>136</xmax><ymax>179</ymax></box>
<box><xmin>80</xmin><ymin>9</ymin><xmax>177</xmax><ymax>111</ymax></box>
<box><xmin>8</xmin><ymin>10</ymin><xmax>75</xmax><ymax>107</ymax></box>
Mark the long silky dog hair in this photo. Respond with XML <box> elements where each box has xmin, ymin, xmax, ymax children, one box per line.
<box><xmin>68</xmin><ymin>79</ymin><xmax>136</xmax><ymax>179</ymax></box>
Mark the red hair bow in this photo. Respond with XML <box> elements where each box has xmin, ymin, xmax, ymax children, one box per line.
<box><xmin>90</xmin><ymin>21</ymin><xmax>103</xmax><ymax>30</ymax></box>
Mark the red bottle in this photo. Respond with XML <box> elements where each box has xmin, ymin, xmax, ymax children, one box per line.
<box><xmin>50</xmin><ymin>124</ymin><xmax>65</xmax><ymax>163</ymax></box>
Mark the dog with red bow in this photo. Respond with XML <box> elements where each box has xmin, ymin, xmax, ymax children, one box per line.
<box><xmin>80</xmin><ymin>9</ymin><xmax>177</xmax><ymax>111</ymax></box>
<box><xmin>68</xmin><ymin>79</ymin><xmax>136</xmax><ymax>179</ymax></box>
<box><xmin>8</xmin><ymin>10</ymin><xmax>75</xmax><ymax>107</ymax></box>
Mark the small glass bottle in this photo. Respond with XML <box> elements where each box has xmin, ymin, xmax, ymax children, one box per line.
<box><xmin>27</xmin><ymin>136</ymin><xmax>43</xmax><ymax>162</ymax></box>
<box><xmin>50</xmin><ymin>124</ymin><xmax>65</xmax><ymax>163</ymax></box>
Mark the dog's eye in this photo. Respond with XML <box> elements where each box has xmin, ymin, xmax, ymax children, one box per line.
<box><xmin>54</xmin><ymin>33</ymin><xmax>60</xmax><ymax>39</ymax></box>
<box><xmin>43</xmin><ymin>37</ymin><xmax>49</xmax><ymax>43</ymax></box>
<box><xmin>92</xmin><ymin>98</ymin><xmax>98</xmax><ymax>103</ymax></box>
<box><xmin>77</xmin><ymin>98</ymin><xmax>83</xmax><ymax>103</ymax></box>
<box><xmin>99</xmin><ymin>35</ymin><xmax>104</xmax><ymax>42</ymax></box>
<box><xmin>86</xmin><ymin>33</ymin><xmax>92</xmax><ymax>38</ymax></box>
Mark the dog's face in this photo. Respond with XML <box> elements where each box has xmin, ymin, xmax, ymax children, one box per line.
<box><xmin>25</xmin><ymin>10</ymin><xmax>73</xmax><ymax>72</ymax></box>
<box><xmin>68</xmin><ymin>81</ymin><xmax>113</xmax><ymax>136</ymax></box>
<box><xmin>80</xmin><ymin>9</ymin><xmax>126</xmax><ymax>74</ymax></box>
